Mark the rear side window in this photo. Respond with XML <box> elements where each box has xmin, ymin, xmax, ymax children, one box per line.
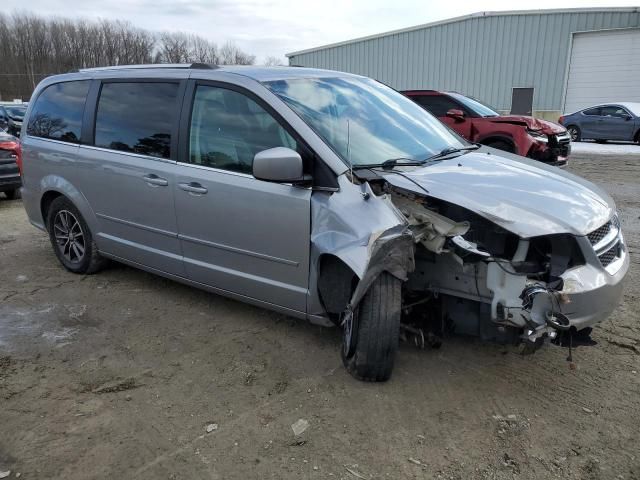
<box><xmin>27</xmin><ymin>80</ymin><xmax>89</xmax><ymax>143</ymax></box>
<box><xmin>94</xmin><ymin>82</ymin><xmax>179</xmax><ymax>159</ymax></box>
<box><xmin>600</xmin><ymin>106</ymin><xmax>629</xmax><ymax>118</ymax></box>
<box><xmin>583</xmin><ymin>108</ymin><xmax>600</xmax><ymax>116</ymax></box>
<box><xmin>188</xmin><ymin>85</ymin><xmax>297</xmax><ymax>174</ymax></box>
<box><xmin>411</xmin><ymin>95</ymin><xmax>460</xmax><ymax>117</ymax></box>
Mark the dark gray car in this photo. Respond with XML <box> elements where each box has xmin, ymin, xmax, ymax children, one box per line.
<box><xmin>19</xmin><ymin>65</ymin><xmax>628</xmax><ymax>381</ymax></box>
<box><xmin>0</xmin><ymin>103</ymin><xmax>27</xmax><ymax>137</ymax></box>
<box><xmin>560</xmin><ymin>103</ymin><xmax>640</xmax><ymax>143</ymax></box>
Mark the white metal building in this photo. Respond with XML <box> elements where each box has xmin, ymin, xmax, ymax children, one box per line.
<box><xmin>286</xmin><ymin>8</ymin><xmax>640</xmax><ymax>119</ymax></box>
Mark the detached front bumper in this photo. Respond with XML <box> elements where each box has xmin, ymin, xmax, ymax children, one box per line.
<box><xmin>559</xmin><ymin>235</ymin><xmax>629</xmax><ymax>331</ymax></box>
<box><xmin>487</xmin><ymin>220</ymin><xmax>628</xmax><ymax>340</ymax></box>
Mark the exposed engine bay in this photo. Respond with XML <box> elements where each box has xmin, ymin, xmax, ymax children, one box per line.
<box><xmin>375</xmin><ymin>176</ymin><xmax>583</xmax><ymax>351</ymax></box>
<box><xmin>313</xmin><ymin>165</ymin><xmax>627</xmax><ymax>356</ymax></box>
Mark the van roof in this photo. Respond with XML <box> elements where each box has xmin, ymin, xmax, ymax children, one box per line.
<box><xmin>78</xmin><ymin>64</ymin><xmax>355</xmax><ymax>82</ymax></box>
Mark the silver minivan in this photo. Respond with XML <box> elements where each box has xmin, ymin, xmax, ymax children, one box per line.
<box><xmin>20</xmin><ymin>65</ymin><xmax>628</xmax><ymax>381</ymax></box>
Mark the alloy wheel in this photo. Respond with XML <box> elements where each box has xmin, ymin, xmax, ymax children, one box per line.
<box><xmin>568</xmin><ymin>127</ymin><xmax>579</xmax><ymax>142</ymax></box>
<box><xmin>53</xmin><ymin>210</ymin><xmax>85</xmax><ymax>264</ymax></box>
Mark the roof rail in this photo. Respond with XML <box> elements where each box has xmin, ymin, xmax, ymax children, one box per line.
<box><xmin>78</xmin><ymin>63</ymin><xmax>218</xmax><ymax>73</ymax></box>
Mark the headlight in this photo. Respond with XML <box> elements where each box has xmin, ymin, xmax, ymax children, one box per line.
<box><xmin>527</xmin><ymin>130</ymin><xmax>549</xmax><ymax>143</ymax></box>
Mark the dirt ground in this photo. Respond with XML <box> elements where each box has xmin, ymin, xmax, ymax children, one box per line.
<box><xmin>1</xmin><ymin>149</ymin><xmax>639</xmax><ymax>480</ymax></box>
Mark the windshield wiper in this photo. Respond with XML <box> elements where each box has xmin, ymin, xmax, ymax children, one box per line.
<box><xmin>351</xmin><ymin>145</ymin><xmax>480</xmax><ymax>171</ymax></box>
<box><xmin>424</xmin><ymin>144</ymin><xmax>480</xmax><ymax>162</ymax></box>
<box><xmin>352</xmin><ymin>157</ymin><xmax>426</xmax><ymax>170</ymax></box>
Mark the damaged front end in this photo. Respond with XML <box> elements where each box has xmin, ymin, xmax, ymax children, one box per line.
<box><xmin>312</xmin><ymin>167</ymin><xmax>628</xmax><ymax>356</ymax></box>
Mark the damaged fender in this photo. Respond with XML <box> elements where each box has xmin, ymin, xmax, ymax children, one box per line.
<box><xmin>308</xmin><ymin>175</ymin><xmax>414</xmax><ymax>321</ymax></box>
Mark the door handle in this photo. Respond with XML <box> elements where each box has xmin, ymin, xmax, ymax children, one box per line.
<box><xmin>178</xmin><ymin>182</ymin><xmax>208</xmax><ymax>195</ymax></box>
<box><xmin>142</xmin><ymin>174</ymin><xmax>169</xmax><ymax>187</ymax></box>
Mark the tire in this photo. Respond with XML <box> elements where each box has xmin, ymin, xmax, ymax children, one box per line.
<box><xmin>567</xmin><ymin>125</ymin><xmax>581</xmax><ymax>142</ymax></box>
<box><xmin>4</xmin><ymin>189</ymin><xmax>20</xmax><ymax>200</ymax></box>
<box><xmin>341</xmin><ymin>272</ymin><xmax>402</xmax><ymax>382</ymax></box>
<box><xmin>485</xmin><ymin>140</ymin><xmax>515</xmax><ymax>153</ymax></box>
<box><xmin>46</xmin><ymin>196</ymin><xmax>107</xmax><ymax>274</ymax></box>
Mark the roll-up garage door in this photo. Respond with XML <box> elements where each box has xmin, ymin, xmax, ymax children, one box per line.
<box><xmin>564</xmin><ymin>28</ymin><xmax>640</xmax><ymax>114</ymax></box>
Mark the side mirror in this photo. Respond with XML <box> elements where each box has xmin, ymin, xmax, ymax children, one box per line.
<box><xmin>446</xmin><ymin>109</ymin><xmax>465</xmax><ymax>122</ymax></box>
<box><xmin>253</xmin><ymin>147</ymin><xmax>306</xmax><ymax>184</ymax></box>
<box><xmin>623</xmin><ymin>114</ymin><xmax>632</xmax><ymax>121</ymax></box>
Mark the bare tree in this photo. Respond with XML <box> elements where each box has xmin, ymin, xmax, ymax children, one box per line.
<box><xmin>0</xmin><ymin>11</ymin><xmax>258</xmax><ymax>100</ymax></box>
<box><xmin>219</xmin><ymin>41</ymin><xmax>256</xmax><ymax>65</ymax></box>
<box><xmin>263</xmin><ymin>56</ymin><xmax>284</xmax><ymax>66</ymax></box>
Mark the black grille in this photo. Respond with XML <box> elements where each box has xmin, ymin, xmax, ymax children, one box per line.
<box><xmin>598</xmin><ymin>242</ymin><xmax>620</xmax><ymax>267</ymax></box>
<box><xmin>554</xmin><ymin>135</ymin><xmax>571</xmax><ymax>157</ymax></box>
<box><xmin>587</xmin><ymin>221</ymin><xmax>612</xmax><ymax>246</ymax></box>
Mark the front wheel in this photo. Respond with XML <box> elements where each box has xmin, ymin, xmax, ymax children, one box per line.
<box><xmin>342</xmin><ymin>272</ymin><xmax>402</xmax><ymax>382</ymax></box>
<box><xmin>46</xmin><ymin>196</ymin><xmax>107</xmax><ymax>274</ymax></box>
<box><xmin>567</xmin><ymin>125</ymin><xmax>581</xmax><ymax>142</ymax></box>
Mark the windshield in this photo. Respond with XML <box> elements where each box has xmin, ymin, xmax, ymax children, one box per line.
<box><xmin>264</xmin><ymin>76</ymin><xmax>466</xmax><ymax>167</ymax></box>
<box><xmin>5</xmin><ymin>106</ymin><xmax>26</xmax><ymax>120</ymax></box>
<box><xmin>448</xmin><ymin>93</ymin><xmax>499</xmax><ymax>117</ymax></box>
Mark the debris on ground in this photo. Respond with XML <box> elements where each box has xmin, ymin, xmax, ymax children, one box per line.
<box><xmin>345</xmin><ymin>466</ymin><xmax>366</xmax><ymax>479</ymax></box>
<box><xmin>89</xmin><ymin>377</ymin><xmax>140</xmax><ymax>394</ymax></box>
<box><xmin>291</xmin><ymin>418</ymin><xmax>309</xmax><ymax>436</ymax></box>
<box><xmin>408</xmin><ymin>457</ymin><xmax>425</xmax><ymax>466</ymax></box>
<box><xmin>582</xmin><ymin>407</ymin><xmax>594</xmax><ymax>414</ymax></box>
<box><xmin>205</xmin><ymin>423</ymin><xmax>218</xmax><ymax>433</ymax></box>
<box><xmin>0</xmin><ymin>471</ymin><xmax>11</xmax><ymax>479</ymax></box>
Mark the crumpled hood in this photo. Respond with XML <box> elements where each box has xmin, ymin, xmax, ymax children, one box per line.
<box><xmin>380</xmin><ymin>150</ymin><xmax>615</xmax><ymax>238</ymax></box>
<box><xmin>485</xmin><ymin>115</ymin><xmax>566</xmax><ymax>134</ymax></box>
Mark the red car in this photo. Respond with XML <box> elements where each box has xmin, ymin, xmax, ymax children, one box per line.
<box><xmin>403</xmin><ymin>90</ymin><xmax>571</xmax><ymax>167</ymax></box>
<box><xmin>0</xmin><ymin>131</ymin><xmax>22</xmax><ymax>199</ymax></box>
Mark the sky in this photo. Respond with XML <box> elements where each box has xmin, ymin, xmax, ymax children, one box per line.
<box><xmin>5</xmin><ymin>0</ymin><xmax>639</xmax><ymax>63</ymax></box>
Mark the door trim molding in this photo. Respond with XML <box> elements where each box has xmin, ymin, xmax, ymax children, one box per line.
<box><xmin>179</xmin><ymin>233</ymin><xmax>299</xmax><ymax>266</ymax></box>
<box><xmin>96</xmin><ymin>212</ymin><xmax>178</xmax><ymax>238</ymax></box>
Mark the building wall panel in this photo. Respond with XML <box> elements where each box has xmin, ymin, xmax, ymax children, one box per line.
<box><xmin>287</xmin><ymin>9</ymin><xmax>640</xmax><ymax>115</ymax></box>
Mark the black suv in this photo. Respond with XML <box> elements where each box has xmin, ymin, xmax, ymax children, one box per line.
<box><xmin>0</xmin><ymin>103</ymin><xmax>27</xmax><ymax>137</ymax></box>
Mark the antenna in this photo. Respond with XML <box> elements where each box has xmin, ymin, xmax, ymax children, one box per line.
<box><xmin>347</xmin><ymin>119</ymin><xmax>353</xmax><ymax>182</ymax></box>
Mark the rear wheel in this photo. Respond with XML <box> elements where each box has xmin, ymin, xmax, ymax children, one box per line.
<box><xmin>567</xmin><ymin>125</ymin><xmax>581</xmax><ymax>142</ymax></box>
<box><xmin>4</xmin><ymin>189</ymin><xmax>20</xmax><ymax>200</ymax></box>
<box><xmin>485</xmin><ymin>140</ymin><xmax>515</xmax><ymax>153</ymax></box>
<box><xmin>342</xmin><ymin>272</ymin><xmax>402</xmax><ymax>382</ymax></box>
<box><xmin>46</xmin><ymin>196</ymin><xmax>107</xmax><ymax>274</ymax></box>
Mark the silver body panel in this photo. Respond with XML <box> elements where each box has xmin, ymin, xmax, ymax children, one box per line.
<box><xmin>174</xmin><ymin>163</ymin><xmax>311</xmax><ymax>312</ymax></box>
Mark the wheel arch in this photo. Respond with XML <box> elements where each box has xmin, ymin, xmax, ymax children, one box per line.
<box><xmin>477</xmin><ymin>135</ymin><xmax>517</xmax><ymax>152</ymax></box>
<box><xmin>38</xmin><ymin>175</ymin><xmax>99</xmax><ymax>235</ymax></box>
<box><xmin>317</xmin><ymin>253</ymin><xmax>359</xmax><ymax>318</ymax></box>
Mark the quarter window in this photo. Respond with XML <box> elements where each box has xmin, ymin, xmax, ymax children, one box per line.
<box><xmin>600</xmin><ymin>106</ymin><xmax>629</xmax><ymax>118</ymax></box>
<box><xmin>27</xmin><ymin>80</ymin><xmax>89</xmax><ymax>143</ymax></box>
<box><xmin>94</xmin><ymin>82</ymin><xmax>179</xmax><ymax>159</ymax></box>
<box><xmin>188</xmin><ymin>85</ymin><xmax>297</xmax><ymax>174</ymax></box>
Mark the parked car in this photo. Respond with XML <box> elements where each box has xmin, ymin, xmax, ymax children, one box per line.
<box><xmin>20</xmin><ymin>66</ymin><xmax>627</xmax><ymax>381</ymax></box>
<box><xmin>559</xmin><ymin>103</ymin><xmax>640</xmax><ymax>143</ymax></box>
<box><xmin>0</xmin><ymin>103</ymin><xmax>28</xmax><ymax>137</ymax></box>
<box><xmin>403</xmin><ymin>90</ymin><xmax>571</xmax><ymax>167</ymax></box>
<box><xmin>0</xmin><ymin>131</ymin><xmax>21</xmax><ymax>200</ymax></box>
